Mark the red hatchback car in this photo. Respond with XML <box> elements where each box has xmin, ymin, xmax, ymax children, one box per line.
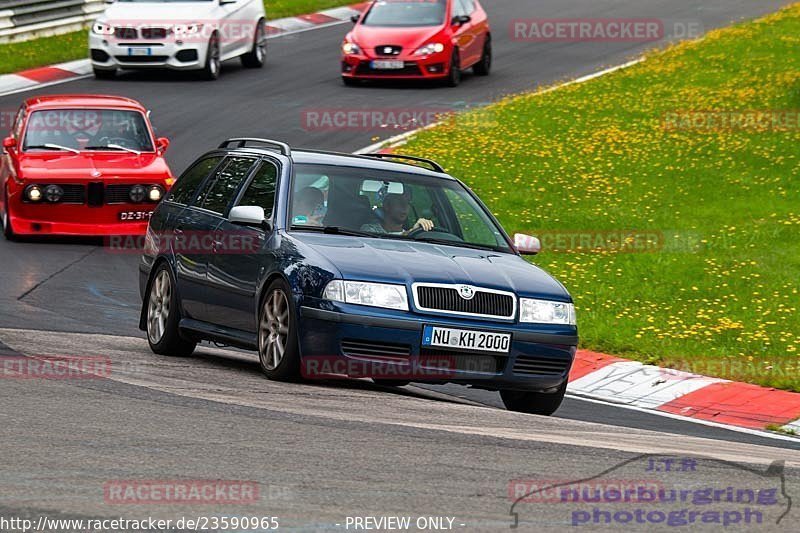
<box><xmin>1</xmin><ymin>95</ymin><xmax>173</xmax><ymax>239</ymax></box>
<box><xmin>341</xmin><ymin>0</ymin><xmax>491</xmax><ymax>86</ymax></box>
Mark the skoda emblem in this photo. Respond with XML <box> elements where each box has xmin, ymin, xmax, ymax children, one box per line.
<box><xmin>458</xmin><ymin>285</ymin><xmax>475</xmax><ymax>300</ymax></box>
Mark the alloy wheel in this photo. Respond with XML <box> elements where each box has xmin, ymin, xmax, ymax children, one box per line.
<box><xmin>259</xmin><ymin>289</ymin><xmax>290</xmax><ymax>371</ymax></box>
<box><xmin>147</xmin><ymin>269</ymin><xmax>171</xmax><ymax>344</ymax></box>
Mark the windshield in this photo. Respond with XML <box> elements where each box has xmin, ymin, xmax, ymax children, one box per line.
<box><xmin>361</xmin><ymin>0</ymin><xmax>447</xmax><ymax>27</ymax></box>
<box><xmin>23</xmin><ymin>109</ymin><xmax>154</xmax><ymax>153</ymax></box>
<box><xmin>289</xmin><ymin>163</ymin><xmax>512</xmax><ymax>253</ymax></box>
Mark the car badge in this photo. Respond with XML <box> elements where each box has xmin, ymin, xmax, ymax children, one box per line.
<box><xmin>384</xmin><ymin>47</ymin><xmax>394</xmax><ymax>54</ymax></box>
<box><xmin>458</xmin><ymin>285</ymin><xmax>476</xmax><ymax>300</ymax></box>
<box><xmin>91</xmin><ymin>170</ymin><xmax>102</xmax><ymax>178</ymax></box>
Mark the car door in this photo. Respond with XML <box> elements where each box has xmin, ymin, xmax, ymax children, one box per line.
<box><xmin>456</xmin><ymin>0</ymin><xmax>482</xmax><ymax>66</ymax></box>
<box><xmin>206</xmin><ymin>158</ymin><xmax>280</xmax><ymax>333</ymax></box>
<box><xmin>174</xmin><ymin>155</ymin><xmax>256</xmax><ymax>322</ymax></box>
<box><xmin>451</xmin><ymin>0</ymin><xmax>473</xmax><ymax>65</ymax></box>
<box><xmin>218</xmin><ymin>0</ymin><xmax>255</xmax><ymax>57</ymax></box>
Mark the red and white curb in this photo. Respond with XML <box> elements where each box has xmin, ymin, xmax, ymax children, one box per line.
<box><xmin>568</xmin><ymin>350</ymin><xmax>800</xmax><ymax>435</ymax></box>
<box><xmin>0</xmin><ymin>3</ymin><xmax>369</xmax><ymax>97</ymax></box>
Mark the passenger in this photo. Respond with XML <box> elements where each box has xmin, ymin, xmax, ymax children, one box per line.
<box><xmin>361</xmin><ymin>193</ymin><xmax>433</xmax><ymax>235</ymax></box>
<box><xmin>292</xmin><ymin>187</ymin><xmax>325</xmax><ymax>226</ymax></box>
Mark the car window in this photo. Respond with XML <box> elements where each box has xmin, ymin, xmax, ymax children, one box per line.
<box><xmin>13</xmin><ymin>107</ymin><xmax>26</xmax><ymax>140</ymax></box>
<box><xmin>238</xmin><ymin>161</ymin><xmax>278</xmax><ymax>218</ymax></box>
<box><xmin>22</xmin><ymin>109</ymin><xmax>154</xmax><ymax>152</ymax></box>
<box><xmin>458</xmin><ymin>0</ymin><xmax>474</xmax><ymax>15</ymax></box>
<box><xmin>199</xmin><ymin>157</ymin><xmax>256</xmax><ymax>215</ymax></box>
<box><xmin>443</xmin><ymin>188</ymin><xmax>504</xmax><ymax>247</ymax></box>
<box><xmin>362</xmin><ymin>0</ymin><xmax>447</xmax><ymax>27</ymax></box>
<box><xmin>166</xmin><ymin>156</ymin><xmax>223</xmax><ymax>205</ymax></box>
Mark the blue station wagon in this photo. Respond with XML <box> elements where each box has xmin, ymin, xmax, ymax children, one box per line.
<box><xmin>138</xmin><ymin>138</ymin><xmax>578</xmax><ymax>414</ymax></box>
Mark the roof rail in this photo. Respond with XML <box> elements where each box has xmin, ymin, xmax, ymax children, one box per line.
<box><xmin>219</xmin><ymin>138</ymin><xmax>291</xmax><ymax>156</ymax></box>
<box><xmin>359</xmin><ymin>153</ymin><xmax>445</xmax><ymax>173</ymax></box>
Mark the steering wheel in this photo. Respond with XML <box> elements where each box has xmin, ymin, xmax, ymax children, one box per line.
<box><xmin>406</xmin><ymin>225</ymin><xmax>463</xmax><ymax>242</ymax></box>
<box><xmin>97</xmin><ymin>136</ymin><xmax>134</xmax><ymax>148</ymax></box>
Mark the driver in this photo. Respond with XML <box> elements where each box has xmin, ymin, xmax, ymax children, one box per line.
<box><xmin>361</xmin><ymin>193</ymin><xmax>433</xmax><ymax>235</ymax></box>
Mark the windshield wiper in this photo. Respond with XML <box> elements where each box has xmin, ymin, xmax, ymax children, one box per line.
<box><xmin>291</xmin><ymin>225</ymin><xmax>377</xmax><ymax>238</ymax></box>
<box><xmin>413</xmin><ymin>236</ymin><xmax>506</xmax><ymax>253</ymax></box>
<box><xmin>26</xmin><ymin>144</ymin><xmax>80</xmax><ymax>154</ymax></box>
<box><xmin>86</xmin><ymin>144</ymin><xmax>142</xmax><ymax>155</ymax></box>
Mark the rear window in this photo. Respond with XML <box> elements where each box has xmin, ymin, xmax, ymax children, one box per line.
<box><xmin>362</xmin><ymin>0</ymin><xmax>447</xmax><ymax>27</ymax></box>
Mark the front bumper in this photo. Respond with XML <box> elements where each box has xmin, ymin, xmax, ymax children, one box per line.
<box><xmin>9</xmin><ymin>202</ymin><xmax>154</xmax><ymax>236</ymax></box>
<box><xmin>298</xmin><ymin>300</ymin><xmax>577</xmax><ymax>392</ymax></box>
<box><xmin>89</xmin><ymin>33</ymin><xmax>208</xmax><ymax>71</ymax></box>
<box><xmin>341</xmin><ymin>52</ymin><xmax>452</xmax><ymax>80</ymax></box>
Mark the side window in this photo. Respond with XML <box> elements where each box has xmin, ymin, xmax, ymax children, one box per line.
<box><xmin>443</xmin><ymin>188</ymin><xmax>502</xmax><ymax>246</ymax></box>
<box><xmin>460</xmin><ymin>0</ymin><xmax>475</xmax><ymax>14</ymax></box>
<box><xmin>199</xmin><ymin>157</ymin><xmax>256</xmax><ymax>215</ymax></box>
<box><xmin>166</xmin><ymin>156</ymin><xmax>222</xmax><ymax>205</ymax></box>
<box><xmin>452</xmin><ymin>0</ymin><xmax>465</xmax><ymax>18</ymax></box>
<box><xmin>238</xmin><ymin>161</ymin><xmax>278</xmax><ymax>218</ymax></box>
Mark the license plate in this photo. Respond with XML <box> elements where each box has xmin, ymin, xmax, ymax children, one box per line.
<box><xmin>128</xmin><ymin>47</ymin><xmax>152</xmax><ymax>57</ymax></box>
<box><xmin>119</xmin><ymin>211</ymin><xmax>152</xmax><ymax>222</ymax></box>
<box><xmin>371</xmin><ymin>59</ymin><xmax>404</xmax><ymax>70</ymax></box>
<box><xmin>422</xmin><ymin>325</ymin><xmax>511</xmax><ymax>353</ymax></box>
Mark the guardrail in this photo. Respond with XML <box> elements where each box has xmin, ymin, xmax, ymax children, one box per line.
<box><xmin>0</xmin><ymin>0</ymin><xmax>105</xmax><ymax>43</ymax></box>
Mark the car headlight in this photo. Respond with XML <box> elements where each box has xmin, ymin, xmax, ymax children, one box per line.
<box><xmin>44</xmin><ymin>185</ymin><xmax>63</xmax><ymax>203</ymax></box>
<box><xmin>25</xmin><ymin>185</ymin><xmax>43</xmax><ymax>202</ymax></box>
<box><xmin>414</xmin><ymin>42</ymin><xmax>445</xmax><ymax>56</ymax></box>
<box><xmin>342</xmin><ymin>42</ymin><xmax>362</xmax><ymax>55</ymax></box>
<box><xmin>173</xmin><ymin>23</ymin><xmax>203</xmax><ymax>35</ymax></box>
<box><xmin>519</xmin><ymin>298</ymin><xmax>576</xmax><ymax>325</ymax></box>
<box><xmin>92</xmin><ymin>21</ymin><xmax>115</xmax><ymax>36</ymax></box>
<box><xmin>130</xmin><ymin>185</ymin><xmax>147</xmax><ymax>203</ymax></box>
<box><xmin>323</xmin><ymin>280</ymin><xmax>409</xmax><ymax>311</ymax></box>
<box><xmin>148</xmin><ymin>185</ymin><xmax>164</xmax><ymax>202</ymax></box>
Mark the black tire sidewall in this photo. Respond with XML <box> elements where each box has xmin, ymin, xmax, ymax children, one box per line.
<box><xmin>500</xmin><ymin>380</ymin><xmax>567</xmax><ymax>415</ymax></box>
<box><xmin>146</xmin><ymin>264</ymin><xmax>195</xmax><ymax>356</ymax></box>
<box><xmin>2</xmin><ymin>186</ymin><xmax>14</xmax><ymax>240</ymax></box>
<box><xmin>447</xmin><ymin>50</ymin><xmax>461</xmax><ymax>86</ymax></box>
<box><xmin>203</xmin><ymin>35</ymin><xmax>221</xmax><ymax>80</ymax></box>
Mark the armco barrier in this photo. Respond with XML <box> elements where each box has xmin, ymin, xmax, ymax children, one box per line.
<box><xmin>0</xmin><ymin>0</ymin><xmax>105</xmax><ymax>43</ymax></box>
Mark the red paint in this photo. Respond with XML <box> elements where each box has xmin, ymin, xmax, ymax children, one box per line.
<box><xmin>658</xmin><ymin>382</ymin><xmax>800</xmax><ymax>429</ymax></box>
<box><xmin>299</xmin><ymin>13</ymin><xmax>339</xmax><ymax>25</ymax></box>
<box><xmin>569</xmin><ymin>349</ymin><xmax>626</xmax><ymax>381</ymax></box>
<box><xmin>17</xmin><ymin>67</ymin><xmax>76</xmax><ymax>83</ymax></box>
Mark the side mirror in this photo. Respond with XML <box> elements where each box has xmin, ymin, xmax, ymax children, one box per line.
<box><xmin>452</xmin><ymin>15</ymin><xmax>471</xmax><ymax>26</ymax></box>
<box><xmin>514</xmin><ymin>233</ymin><xmax>541</xmax><ymax>255</ymax></box>
<box><xmin>3</xmin><ymin>136</ymin><xmax>16</xmax><ymax>153</ymax></box>
<box><xmin>229</xmin><ymin>205</ymin><xmax>269</xmax><ymax>229</ymax></box>
<box><xmin>350</xmin><ymin>14</ymin><xmax>360</xmax><ymax>23</ymax></box>
<box><xmin>156</xmin><ymin>137</ymin><xmax>170</xmax><ymax>154</ymax></box>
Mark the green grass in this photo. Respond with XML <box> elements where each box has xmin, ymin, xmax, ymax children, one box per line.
<box><xmin>0</xmin><ymin>1</ymin><xmax>357</xmax><ymax>75</ymax></box>
<box><xmin>399</xmin><ymin>4</ymin><xmax>800</xmax><ymax>390</ymax></box>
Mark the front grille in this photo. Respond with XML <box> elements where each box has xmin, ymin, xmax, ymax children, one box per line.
<box><xmin>114</xmin><ymin>27</ymin><xmax>137</xmax><ymax>39</ymax></box>
<box><xmin>420</xmin><ymin>348</ymin><xmax>505</xmax><ymax>373</ymax></box>
<box><xmin>60</xmin><ymin>185</ymin><xmax>86</xmax><ymax>204</ymax></box>
<box><xmin>87</xmin><ymin>182</ymin><xmax>104</xmax><ymax>207</ymax></box>
<box><xmin>115</xmin><ymin>55</ymin><xmax>169</xmax><ymax>64</ymax></box>
<box><xmin>341</xmin><ymin>340</ymin><xmax>411</xmax><ymax>361</ymax></box>
<box><xmin>140</xmin><ymin>27</ymin><xmax>168</xmax><ymax>40</ymax></box>
<box><xmin>375</xmin><ymin>45</ymin><xmax>402</xmax><ymax>56</ymax></box>
<box><xmin>105</xmin><ymin>185</ymin><xmax>133</xmax><ymax>204</ymax></box>
<box><xmin>512</xmin><ymin>355</ymin><xmax>571</xmax><ymax>376</ymax></box>
<box><xmin>415</xmin><ymin>284</ymin><xmax>516</xmax><ymax>319</ymax></box>
<box><xmin>355</xmin><ymin>61</ymin><xmax>422</xmax><ymax>76</ymax></box>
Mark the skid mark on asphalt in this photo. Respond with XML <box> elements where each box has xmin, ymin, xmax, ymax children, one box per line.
<box><xmin>0</xmin><ymin>327</ymin><xmax>798</xmax><ymax>466</ymax></box>
<box><xmin>16</xmin><ymin>248</ymin><xmax>97</xmax><ymax>301</ymax></box>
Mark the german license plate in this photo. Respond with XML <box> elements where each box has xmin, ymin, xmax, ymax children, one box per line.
<box><xmin>422</xmin><ymin>325</ymin><xmax>511</xmax><ymax>353</ymax></box>
<box><xmin>371</xmin><ymin>59</ymin><xmax>404</xmax><ymax>70</ymax></box>
<box><xmin>119</xmin><ymin>211</ymin><xmax>152</xmax><ymax>222</ymax></box>
<box><xmin>128</xmin><ymin>47</ymin><xmax>152</xmax><ymax>57</ymax></box>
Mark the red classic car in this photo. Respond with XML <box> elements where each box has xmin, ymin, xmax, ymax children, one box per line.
<box><xmin>1</xmin><ymin>94</ymin><xmax>173</xmax><ymax>238</ymax></box>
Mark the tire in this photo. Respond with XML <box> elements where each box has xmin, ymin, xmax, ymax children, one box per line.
<box><xmin>202</xmin><ymin>34</ymin><xmax>221</xmax><ymax>80</ymax></box>
<box><xmin>2</xmin><ymin>187</ymin><xmax>15</xmax><ymax>241</ymax></box>
<box><xmin>372</xmin><ymin>379</ymin><xmax>411</xmax><ymax>387</ymax></box>
<box><xmin>446</xmin><ymin>49</ymin><xmax>461</xmax><ymax>87</ymax></box>
<box><xmin>472</xmin><ymin>35</ymin><xmax>491</xmax><ymax>76</ymax></box>
<box><xmin>258</xmin><ymin>278</ymin><xmax>301</xmax><ymax>381</ymax></box>
<box><xmin>146</xmin><ymin>264</ymin><xmax>196</xmax><ymax>357</ymax></box>
<box><xmin>93</xmin><ymin>67</ymin><xmax>116</xmax><ymax>80</ymax></box>
<box><xmin>500</xmin><ymin>381</ymin><xmax>567</xmax><ymax>416</ymax></box>
<box><xmin>342</xmin><ymin>76</ymin><xmax>359</xmax><ymax>87</ymax></box>
<box><xmin>241</xmin><ymin>19</ymin><xmax>266</xmax><ymax>68</ymax></box>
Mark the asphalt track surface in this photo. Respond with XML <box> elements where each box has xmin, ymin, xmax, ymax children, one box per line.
<box><xmin>1</xmin><ymin>0</ymin><xmax>799</xmax><ymax>529</ymax></box>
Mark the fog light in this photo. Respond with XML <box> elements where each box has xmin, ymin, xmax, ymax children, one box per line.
<box><xmin>25</xmin><ymin>185</ymin><xmax>43</xmax><ymax>202</ymax></box>
<box><xmin>44</xmin><ymin>184</ymin><xmax>64</xmax><ymax>203</ymax></box>
<box><xmin>148</xmin><ymin>185</ymin><xmax>164</xmax><ymax>202</ymax></box>
<box><xmin>129</xmin><ymin>185</ymin><xmax>146</xmax><ymax>203</ymax></box>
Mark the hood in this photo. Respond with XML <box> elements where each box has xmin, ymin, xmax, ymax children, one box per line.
<box><xmin>289</xmin><ymin>233</ymin><xmax>571</xmax><ymax>302</ymax></box>
<box><xmin>349</xmin><ymin>25</ymin><xmax>447</xmax><ymax>53</ymax></box>
<box><xmin>102</xmin><ymin>2</ymin><xmax>219</xmax><ymax>24</ymax></box>
<box><xmin>18</xmin><ymin>152</ymin><xmax>171</xmax><ymax>181</ymax></box>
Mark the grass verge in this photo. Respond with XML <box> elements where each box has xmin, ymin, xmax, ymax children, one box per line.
<box><xmin>400</xmin><ymin>4</ymin><xmax>800</xmax><ymax>390</ymax></box>
<box><xmin>0</xmin><ymin>0</ymin><xmax>357</xmax><ymax>75</ymax></box>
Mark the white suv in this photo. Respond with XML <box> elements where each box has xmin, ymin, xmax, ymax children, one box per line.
<box><xmin>90</xmin><ymin>0</ymin><xmax>267</xmax><ymax>80</ymax></box>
